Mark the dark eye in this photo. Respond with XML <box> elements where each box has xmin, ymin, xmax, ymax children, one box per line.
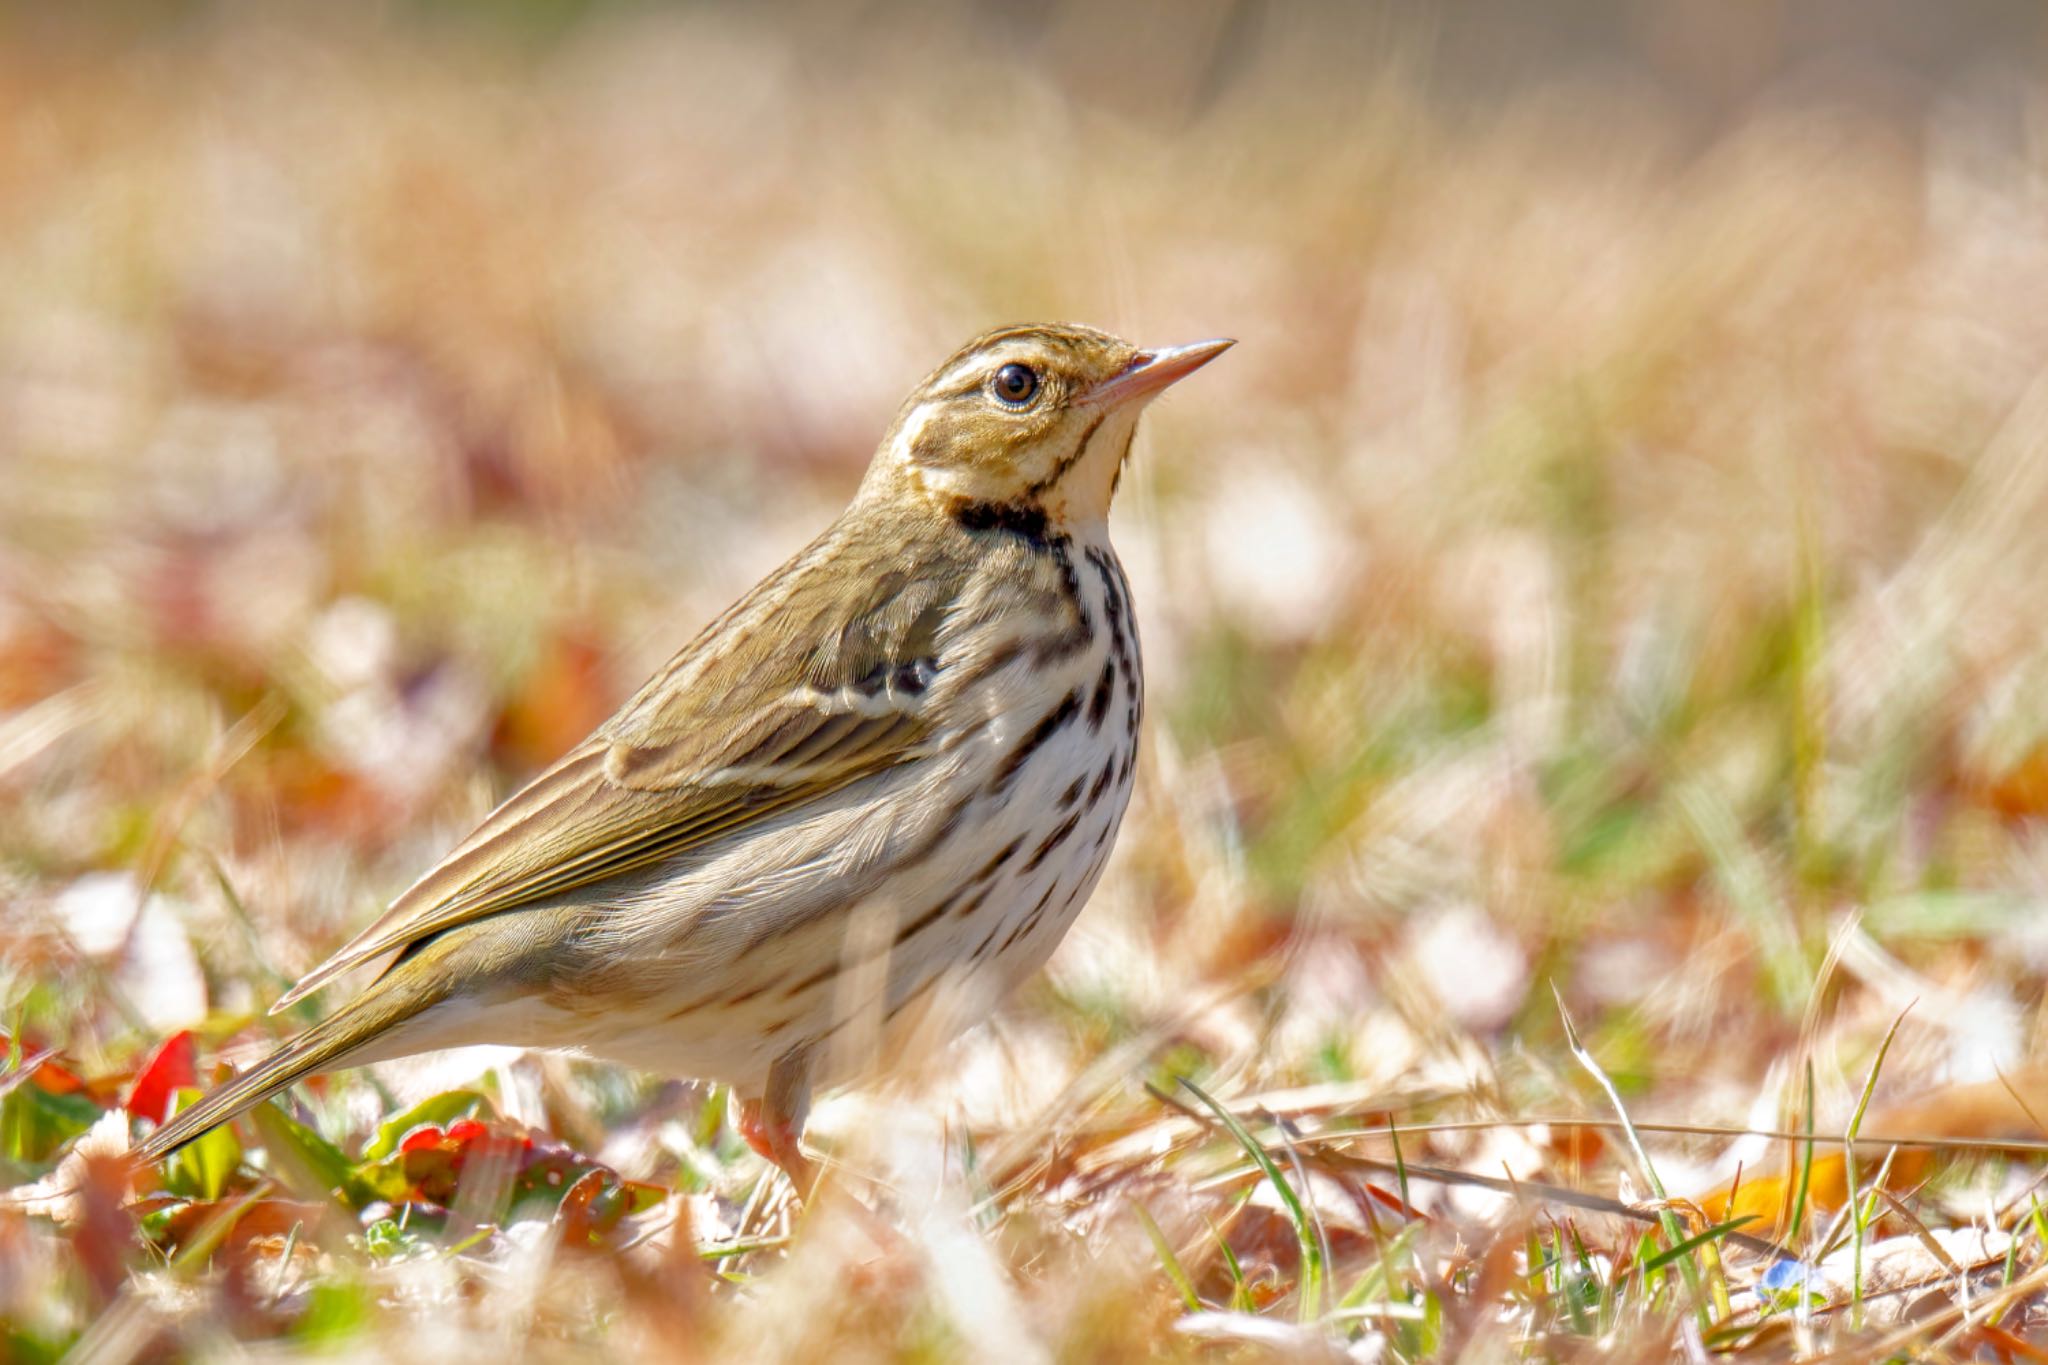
<box><xmin>991</xmin><ymin>363</ymin><xmax>1039</xmax><ymax>406</ymax></box>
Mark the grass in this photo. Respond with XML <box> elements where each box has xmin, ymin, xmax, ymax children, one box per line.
<box><xmin>5</xmin><ymin>3</ymin><xmax>2048</xmax><ymax>1359</ymax></box>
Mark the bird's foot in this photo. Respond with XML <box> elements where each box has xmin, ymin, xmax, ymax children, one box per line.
<box><xmin>735</xmin><ymin>1095</ymin><xmax>818</xmax><ymax>1200</ymax></box>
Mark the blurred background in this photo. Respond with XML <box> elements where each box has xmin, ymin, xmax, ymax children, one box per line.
<box><xmin>7</xmin><ymin>0</ymin><xmax>2048</xmax><ymax>1353</ymax></box>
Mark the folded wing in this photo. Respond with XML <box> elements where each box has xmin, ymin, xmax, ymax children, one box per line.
<box><xmin>273</xmin><ymin>550</ymin><xmax>956</xmax><ymax>1010</ymax></box>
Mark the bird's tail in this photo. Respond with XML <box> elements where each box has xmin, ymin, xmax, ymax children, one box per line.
<box><xmin>132</xmin><ymin>961</ymin><xmax>449</xmax><ymax>1167</ymax></box>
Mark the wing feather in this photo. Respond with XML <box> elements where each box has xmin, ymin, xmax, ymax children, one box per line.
<box><xmin>272</xmin><ymin>540</ymin><xmax>957</xmax><ymax>1010</ymax></box>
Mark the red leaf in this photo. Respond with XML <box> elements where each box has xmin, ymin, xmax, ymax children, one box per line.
<box><xmin>398</xmin><ymin>1125</ymin><xmax>446</xmax><ymax>1153</ymax></box>
<box><xmin>126</xmin><ymin>1031</ymin><xmax>198</xmax><ymax>1123</ymax></box>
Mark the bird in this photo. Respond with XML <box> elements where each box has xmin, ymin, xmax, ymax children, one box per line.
<box><xmin>133</xmin><ymin>322</ymin><xmax>1233</xmax><ymax>1194</ymax></box>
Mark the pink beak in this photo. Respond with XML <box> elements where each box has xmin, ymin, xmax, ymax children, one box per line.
<box><xmin>1086</xmin><ymin>338</ymin><xmax>1235</xmax><ymax>409</ymax></box>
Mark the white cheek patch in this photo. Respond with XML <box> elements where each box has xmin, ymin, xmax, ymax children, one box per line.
<box><xmin>890</xmin><ymin>403</ymin><xmax>939</xmax><ymax>469</ymax></box>
<box><xmin>891</xmin><ymin>400</ymin><xmax>1024</xmax><ymax>504</ymax></box>
<box><xmin>909</xmin><ymin>462</ymin><xmax>989</xmax><ymax>502</ymax></box>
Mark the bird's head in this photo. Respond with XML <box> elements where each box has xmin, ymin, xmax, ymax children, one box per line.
<box><xmin>867</xmin><ymin>323</ymin><xmax>1232</xmax><ymax>532</ymax></box>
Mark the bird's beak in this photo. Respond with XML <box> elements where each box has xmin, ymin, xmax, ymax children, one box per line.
<box><xmin>1086</xmin><ymin>337</ymin><xmax>1235</xmax><ymax>409</ymax></box>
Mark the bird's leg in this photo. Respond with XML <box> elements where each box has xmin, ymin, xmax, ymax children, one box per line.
<box><xmin>737</xmin><ymin>1046</ymin><xmax>908</xmax><ymax>1268</ymax></box>
<box><xmin>735</xmin><ymin>1098</ymin><xmax>816</xmax><ymax>1198</ymax></box>
<box><xmin>736</xmin><ymin>1045</ymin><xmax>817</xmax><ymax>1198</ymax></box>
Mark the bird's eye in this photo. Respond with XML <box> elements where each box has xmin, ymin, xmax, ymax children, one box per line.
<box><xmin>990</xmin><ymin>363</ymin><xmax>1040</xmax><ymax>406</ymax></box>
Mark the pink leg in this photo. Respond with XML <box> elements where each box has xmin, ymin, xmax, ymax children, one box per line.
<box><xmin>736</xmin><ymin>1046</ymin><xmax>817</xmax><ymax>1198</ymax></box>
<box><xmin>738</xmin><ymin>1049</ymin><xmax>905</xmax><ymax>1259</ymax></box>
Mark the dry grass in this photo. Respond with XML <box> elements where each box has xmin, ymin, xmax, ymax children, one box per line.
<box><xmin>6</xmin><ymin>5</ymin><xmax>2048</xmax><ymax>1360</ymax></box>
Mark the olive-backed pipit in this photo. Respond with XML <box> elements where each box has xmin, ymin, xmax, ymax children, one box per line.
<box><xmin>136</xmin><ymin>323</ymin><xmax>1232</xmax><ymax>1191</ymax></box>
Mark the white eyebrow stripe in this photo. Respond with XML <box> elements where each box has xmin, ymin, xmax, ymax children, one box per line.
<box><xmin>930</xmin><ymin>340</ymin><xmax>1046</xmax><ymax>393</ymax></box>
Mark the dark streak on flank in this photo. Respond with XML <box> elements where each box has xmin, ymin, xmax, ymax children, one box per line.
<box><xmin>1086</xmin><ymin>657</ymin><xmax>1116</xmax><ymax>731</ymax></box>
<box><xmin>780</xmin><ymin>958</ymin><xmax>839</xmax><ymax>1000</ymax></box>
<box><xmin>894</xmin><ymin>897</ymin><xmax>951</xmax><ymax>946</ymax></box>
<box><xmin>977</xmin><ymin>835</ymin><xmax>1026</xmax><ymax>883</ymax></box>
<box><xmin>1057</xmin><ymin>774</ymin><xmax>1085</xmax><ymax>809</ymax></box>
<box><xmin>884</xmin><ymin>969</ymin><xmax>945</xmax><ymax>1023</ymax></box>
<box><xmin>889</xmin><ymin>787</ymin><xmax>974</xmax><ymax>873</ymax></box>
<box><xmin>1023</xmin><ymin>811</ymin><xmax>1083</xmax><ymax>874</ymax></box>
<box><xmin>1032</xmin><ymin>626</ymin><xmax>1093</xmax><ymax>666</ymax></box>
<box><xmin>723</xmin><ymin>979</ymin><xmax>774</xmax><ymax>1008</ymax></box>
<box><xmin>966</xmin><ymin>917</ymin><xmax>1005</xmax><ymax>964</ymax></box>
<box><xmin>989</xmin><ymin>689</ymin><xmax>1082</xmax><ymax>796</ymax></box>
<box><xmin>974</xmin><ymin>881</ymin><xmax>1060</xmax><ymax>964</ymax></box>
<box><xmin>1086</xmin><ymin>759</ymin><xmax>1115</xmax><ymax>808</ymax></box>
<box><xmin>949</xmin><ymin>639</ymin><xmax>1026</xmax><ymax>696</ymax></box>
<box><xmin>997</xmin><ymin>883</ymin><xmax>1063</xmax><ymax>956</ymax></box>
<box><xmin>950</xmin><ymin>885</ymin><xmax>992</xmax><ymax>921</ymax></box>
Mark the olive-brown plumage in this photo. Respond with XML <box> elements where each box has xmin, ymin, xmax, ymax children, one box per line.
<box><xmin>136</xmin><ymin>323</ymin><xmax>1231</xmax><ymax>1190</ymax></box>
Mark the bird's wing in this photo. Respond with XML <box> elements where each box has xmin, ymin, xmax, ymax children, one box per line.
<box><xmin>273</xmin><ymin>540</ymin><xmax>958</xmax><ymax>1010</ymax></box>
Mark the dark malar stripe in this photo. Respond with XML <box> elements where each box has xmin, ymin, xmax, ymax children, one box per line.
<box><xmin>1108</xmin><ymin>426</ymin><xmax>1136</xmax><ymax>496</ymax></box>
<box><xmin>989</xmin><ymin>688</ymin><xmax>1082</xmax><ymax>795</ymax></box>
<box><xmin>1026</xmin><ymin>411</ymin><xmax>1107</xmax><ymax>498</ymax></box>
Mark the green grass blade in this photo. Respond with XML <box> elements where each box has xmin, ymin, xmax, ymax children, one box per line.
<box><xmin>1639</xmin><ymin>1216</ymin><xmax>1756</xmax><ymax>1275</ymax></box>
<box><xmin>1786</xmin><ymin>1059</ymin><xmax>1817</xmax><ymax>1245</ymax></box>
<box><xmin>1553</xmin><ymin>986</ymin><xmax>1706</xmax><ymax>1322</ymax></box>
<box><xmin>1134</xmin><ymin>1204</ymin><xmax>1201</xmax><ymax>1313</ymax></box>
<box><xmin>1845</xmin><ymin>1004</ymin><xmax>1910</xmax><ymax>1329</ymax></box>
<box><xmin>1179</xmin><ymin>1076</ymin><xmax>1325</xmax><ymax>1323</ymax></box>
<box><xmin>1386</xmin><ymin>1114</ymin><xmax>1411</xmax><ymax>1215</ymax></box>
